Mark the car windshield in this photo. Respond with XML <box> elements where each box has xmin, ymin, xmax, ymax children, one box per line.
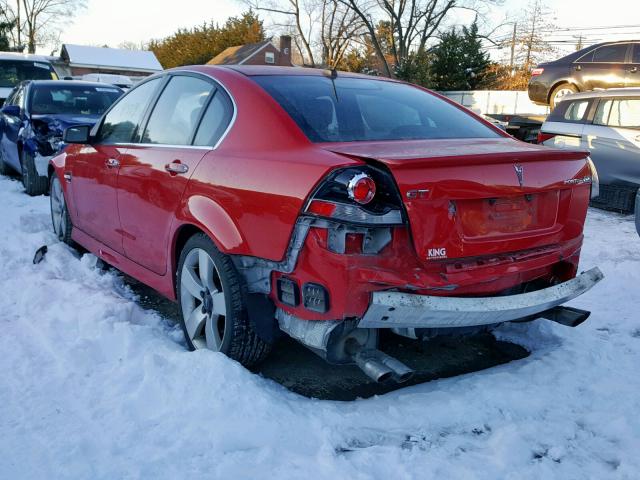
<box><xmin>252</xmin><ymin>75</ymin><xmax>500</xmax><ymax>143</ymax></box>
<box><xmin>29</xmin><ymin>84</ymin><xmax>122</xmax><ymax>115</ymax></box>
<box><xmin>0</xmin><ymin>60</ymin><xmax>57</xmax><ymax>88</ymax></box>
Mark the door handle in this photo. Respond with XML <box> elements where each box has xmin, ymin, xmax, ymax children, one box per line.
<box><xmin>629</xmin><ymin>66</ymin><xmax>638</xmax><ymax>73</ymax></box>
<box><xmin>105</xmin><ymin>158</ymin><xmax>119</xmax><ymax>168</ymax></box>
<box><xmin>574</xmin><ymin>65</ymin><xmax>582</xmax><ymax>71</ymax></box>
<box><xmin>165</xmin><ymin>161</ymin><xmax>189</xmax><ymax>175</ymax></box>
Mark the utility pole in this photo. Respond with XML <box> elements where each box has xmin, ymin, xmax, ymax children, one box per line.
<box><xmin>576</xmin><ymin>34</ymin><xmax>583</xmax><ymax>51</ymax></box>
<box><xmin>509</xmin><ymin>22</ymin><xmax>517</xmax><ymax>75</ymax></box>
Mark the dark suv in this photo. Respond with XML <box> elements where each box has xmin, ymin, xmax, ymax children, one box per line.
<box><xmin>528</xmin><ymin>41</ymin><xmax>640</xmax><ymax>108</ymax></box>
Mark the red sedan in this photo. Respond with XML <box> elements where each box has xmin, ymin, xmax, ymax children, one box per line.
<box><xmin>49</xmin><ymin>66</ymin><xmax>603</xmax><ymax>383</ymax></box>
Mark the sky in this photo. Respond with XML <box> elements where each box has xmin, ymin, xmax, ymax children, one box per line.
<box><xmin>55</xmin><ymin>0</ymin><xmax>639</xmax><ymax>57</ymax></box>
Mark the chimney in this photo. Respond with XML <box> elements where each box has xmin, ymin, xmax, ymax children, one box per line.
<box><xmin>279</xmin><ymin>35</ymin><xmax>292</xmax><ymax>66</ymax></box>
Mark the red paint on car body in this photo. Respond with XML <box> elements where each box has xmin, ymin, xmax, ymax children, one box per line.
<box><xmin>50</xmin><ymin>65</ymin><xmax>592</xmax><ymax>325</ymax></box>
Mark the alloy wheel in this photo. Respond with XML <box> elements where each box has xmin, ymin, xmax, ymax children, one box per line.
<box><xmin>553</xmin><ymin>88</ymin><xmax>574</xmax><ymax>106</ymax></box>
<box><xmin>179</xmin><ymin>248</ymin><xmax>227</xmax><ymax>350</ymax></box>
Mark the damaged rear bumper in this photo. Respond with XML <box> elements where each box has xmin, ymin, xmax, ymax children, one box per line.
<box><xmin>359</xmin><ymin>267</ymin><xmax>604</xmax><ymax>329</ymax></box>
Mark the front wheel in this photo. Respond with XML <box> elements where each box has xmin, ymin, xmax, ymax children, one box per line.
<box><xmin>176</xmin><ymin>233</ymin><xmax>270</xmax><ymax>366</ymax></box>
<box><xmin>21</xmin><ymin>150</ymin><xmax>49</xmax><ymax>196</ymax></box>
<box><xmin>0</xmin><ymin>149</ymin><xmax>12</xmax><ymax>176</ymax></box>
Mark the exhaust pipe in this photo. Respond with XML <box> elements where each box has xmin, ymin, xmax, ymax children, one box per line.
<box><xmin>352</xmin><ymin>348</ymin><xmax>414</xmax><ymax>383</ymax></box>
<box><xmin>539</xmin><ymin>306</ymin><xmax>591</xmax><ymax>327</ymax></box>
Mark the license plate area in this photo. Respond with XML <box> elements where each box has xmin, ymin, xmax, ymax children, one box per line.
<box><xmin>459</xmin><ymin>191</ymin><xmax>559</xmax><ymax>238</ymax></box>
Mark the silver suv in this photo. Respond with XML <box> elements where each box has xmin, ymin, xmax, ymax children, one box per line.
<box><xmin>538</xmin><ymin>88</ymin><xmax>640</xmax><ymax>214</ymax></box>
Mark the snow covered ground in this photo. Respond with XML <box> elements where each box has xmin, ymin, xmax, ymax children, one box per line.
<box><xmin>0</xmin><ymin>174</ymin><xmax>639</xmax><ymax>479</ymax></box>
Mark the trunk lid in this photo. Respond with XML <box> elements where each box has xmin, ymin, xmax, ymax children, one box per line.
<box><xmin>322</xmin><ymin>138</ymin><xmax>591</xmax><ymax>263</ymax></box>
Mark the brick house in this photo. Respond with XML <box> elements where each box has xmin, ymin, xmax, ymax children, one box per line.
<box><xmin>208</xmin><ymin>36</ymin><xmax>293</xmax><ymax>67</ymax></box>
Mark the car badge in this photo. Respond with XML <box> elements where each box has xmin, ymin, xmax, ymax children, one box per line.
<box><xmin>514</xmin><ymin>164</ymin><xmax>524</xmax><ymax>187</ymax></box>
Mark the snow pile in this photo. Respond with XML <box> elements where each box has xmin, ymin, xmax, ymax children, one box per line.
<box><xmin>0</xmin><ymin>175</ymin><xmax>639</xmax><ymax>479</ymax></box>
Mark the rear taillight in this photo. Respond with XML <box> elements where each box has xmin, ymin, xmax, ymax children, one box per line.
<box><xmin>531</xmin><ymin>67</ymin><xmax>544</xmax><ymax>76</ymax></box>
<box><xmin>348</xmin><ymin>173</ymin><xmax>376</xmax><ymax>204</ymax></box>
<box><xmin>305</xmin><ymin>166</ymin><xmax>405</xmax><ymax>225</ymax></box>
<box><xmin>537</xmin><ymin>131</ymin><xmax>556</xmax><ymax>144</ymax></box>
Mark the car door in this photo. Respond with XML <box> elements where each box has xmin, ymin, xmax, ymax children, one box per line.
<box><xmin>117</xmin><ymin>73</ymin><xmax>232</xmax><ymax>275</ymax></box>
<box><xmin>0</xmin><ymin>83</ymin><xmax>26</xmax><ymax>171</ymax></box>
<box><xmin>582</xmin><ymin>97</ymin><xmax>640</xmax><ymax>186</ymax></box>
<box><xmin>627</xmin><ymin>43</ymin><xmax>640</xmax><ymax>87</ymax></box>
<box><xmin>68</xmin><ymin>77</ymin><xmax>162</xmax><ymax>253</ymax></box>
<box><xmin>574</xmin><ymin>43</ymin><xmax>629</xmax><ymax>90</ymax></box>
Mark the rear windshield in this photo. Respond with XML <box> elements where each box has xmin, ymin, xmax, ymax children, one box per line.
<box><xmin>0</xmin><ymin>60</ymin><xmax>57</xmax><ymax>88</ymax></box>
<box><xmin>29</xmin><ymin>84</ymin><xmax>122</xmax><ymax>115</ymax></box>
<box><xmin>252</xmin><ymin>75</ymin><xmax>500</xmax><ymax>143</ymax></box>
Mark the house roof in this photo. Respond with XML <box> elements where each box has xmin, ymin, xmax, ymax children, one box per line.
<box><xmin>60</xmin><ymin>44</ymin><xmax>163</xmax><ymax>73</ymax></box>
<box><xmin>207</xmin><ymin>40</ymin><xmax>271</xmax><ymax>66</ymax></box>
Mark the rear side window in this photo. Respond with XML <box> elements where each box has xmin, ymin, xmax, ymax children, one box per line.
<box><xmin>580</xmin><ymin>44</ymin><xmax>628</xmax><ymax>63</ymax></box>
<box><xmin>547</xmin><ymin>99</ymin><xmax>590</xmax><ymax>123</ymax></box>
<box><xmin>607</xmin><ymin>99</ymin><xmax>640</xmax><ymax>128</ymax></box>
<box><xmin>252</xmin><ymin>75</ymin><xmax>500</xmax><ymax>143</ymax></box>
<box><xmin>193</xmin><ymin>88</ymin><xmax>233</xmax><ymax>146</ymax></box>
<box><xmin>142</xmin><ymin>75</ymin><xmax>213</xmax><ymax>145</ymax></box>
<box><xmin>594</xmin><ymin>99</ymin><xmax>613</xmax><ymax>125</ymax></box>
<box><xmin>98</xmin><ymin>78</ymin><xmax>161</xmax><ymax>144</ymax></box>
<box><xmin>633</xmin><ymin>44</ymin><xmax>640</xmax><ymax>64</ymax></box>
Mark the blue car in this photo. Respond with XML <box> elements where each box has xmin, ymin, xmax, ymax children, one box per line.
<box><xmin>0</xmin><ymin>80</ymin><xmax>123</xmax><ymax>195</ymax></box>
<box><xmin>636</xmin><ymin>189</ymin><xmax>640</xmax><ymax>237</ymax></box>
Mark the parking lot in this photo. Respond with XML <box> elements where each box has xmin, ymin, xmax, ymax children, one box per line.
<box><xmin>1</xmin><ymin>174</ymin><xmax>639</xmax><ymax>478</ymax></box>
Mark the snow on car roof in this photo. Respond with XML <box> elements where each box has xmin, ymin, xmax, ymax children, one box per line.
<box><xmin>0</xmin><ymin>52</ymin><xmax>53</xmax><ymax>62</ymax></box>
<box><xmin>61</xmin><ymin>44</ymin><xmax>163</xmax><ymax>73</ymax></box>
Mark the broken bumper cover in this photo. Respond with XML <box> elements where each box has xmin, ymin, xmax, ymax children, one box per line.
<box><xmin>359</xmin><ymin>267</ymin><xmax>604</xmax><ymax>329</ymax></box>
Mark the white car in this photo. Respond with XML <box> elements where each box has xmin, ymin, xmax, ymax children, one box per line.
<box><xmin>538</xmin><ymin>88</ymin><xmax>640</xmax><ymax>212</ymax></box>
<box><xmin>0</xmin><ymin>52</ymin><xmax>58</xmax><ymax>103</ymax></box>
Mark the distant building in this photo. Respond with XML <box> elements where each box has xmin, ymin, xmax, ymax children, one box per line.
<box><xmin>54</xmin><ymin>44</ymin><xmax>163</xmax><ymax>81</ymax></box>
<box><xmin>208</xmin><ymin>36</ymin><xmax>293</xmax><ymax>67</ymax></box>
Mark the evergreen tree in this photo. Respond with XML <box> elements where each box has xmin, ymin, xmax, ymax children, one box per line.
<box><xmin>149</xmin><ymin>11</ymin><xmax>265</xmax><ymax>69</ymax></box>
<box><xmin>394</xmin><ymin>50</ymin><xmax>433</xmax><ymax>88</ymax></box>
<box><xmin>429</xmin><ymin>29</ymin><xmax>467</xmax><ymax>90</ymax></box>
<box><xmin>461</xmin><ymin>21</ymin><xmax>490</xmax><ymax>89</ymax></box>
<box><xmin>0</xmin><ymin>7</ymin><xmax>14</xmax><ymax>51</ymax></box>
<box><xmin>429</xmin><ymin>20</ymin><xmax>489</xmax><ymax>91</ymax></box>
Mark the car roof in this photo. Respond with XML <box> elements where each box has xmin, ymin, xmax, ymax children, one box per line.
<box><xmin>27</xmin><ymin>80</ymin><xmax>123</xmax><ymax>90</ymax></box>
<box><xmin>188</xmin><ymin>64</ymin><xmax>399</xmax><ymax>82</ymax></box>
<box><xmin>564</xmin><ymin>87</ymin><xmax>640</xmax><ymax>101</ymax></box>
<box><xmin>0</xmin><ymin>52</ymin><xmax>52</xmax><ymax>62</ymax></box>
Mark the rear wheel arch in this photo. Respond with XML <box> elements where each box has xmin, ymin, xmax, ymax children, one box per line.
<box><xmin>548</xmin><ymin>81</ymin><xmax>579</xmax><ymax>106</ymax></box>
<box><xmin>170</xmin><ymin>221</ymin><xmax>233</xmax><ymax>293</ymax></box>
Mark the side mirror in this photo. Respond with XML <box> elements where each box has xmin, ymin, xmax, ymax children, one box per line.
<box><xmin>1</xmin><ymin>105</ymin><xmax>21</xmax><ymax>117</ymax></box>
<box><xmin>63</xmin><ymin>125</ymin><xmax>91</xmax><ymax>144</ymax></box>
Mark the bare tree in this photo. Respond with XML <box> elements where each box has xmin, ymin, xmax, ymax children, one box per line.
<box><xmin>244</xmin><ymin>0</ymin><xmax>364</xmax><ymax>67</ymax></box>
<box><xmin>244</xmin><ymin>0</ymin><xmax>318</xmax><ymax>65</ymax></box>
<box><xmin>1</xmin><ymin>0</ymin><xmax>86</xmax><ymax>53</ymax></box>
<box><xmin>337</xmin><ymin>0</ymin><xmax>495</xmax><ymax>77</ymax></box>
<box><xmin>516</xmin><ymin>0</ymin><xmax>555</xmax><ymax>70</ymax></box>
<box><xmin>319</xmin><ymin>0</ymin><xmax>363</xmax><ymax>68</ymax></box>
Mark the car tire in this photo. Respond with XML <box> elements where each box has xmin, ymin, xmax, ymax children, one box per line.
<box><xmin>177</xmin><ymin>233</ymin><xmax>271</xmax><ymax>366</ymax></box>
<box><xmin>49</xmin><ymin>173</ymin><xmax>74</xmax><ymax>246</ymax></box>
<box><xmin>20</xmin><ymin>150</ymin><xmax>49</xmax><ymax>196</ymax></box>
<box><xmin>0</xmin><ymin>150</ymin><xmax>12</xmax><ymax>176</ymax></box>
<box><xmin>550</xmin><ymin>83</ymin><xmax>578</xmax><ymax>110</ymax></box>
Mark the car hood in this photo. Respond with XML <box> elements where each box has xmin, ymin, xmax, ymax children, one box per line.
<box><xmin>31</xmin><ymin>113</ymin><xmax>101</xmax><ymax>128</ymax></box>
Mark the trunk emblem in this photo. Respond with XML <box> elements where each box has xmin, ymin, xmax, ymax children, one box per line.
<box><xmin>514</xmin><ymin>164</ymin><xmax>524</xmax><ymax>187</ymax></box>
